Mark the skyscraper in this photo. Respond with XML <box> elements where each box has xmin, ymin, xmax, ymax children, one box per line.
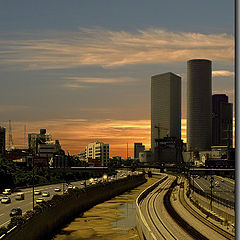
<box><xmin>151</xmin><ymin>72</ymin><xmax>181</xmax><ymax>151</ymax></box>
<box><xmin>212</xmin><ymin>94</ymin><xmax>233</xmax><ymax>147</ymax></box>
<box><xmin>187</xmin><ymin>59</ymin><xmax>212</xmax><ymax>151</ymax></box>
<box><xmin>134</xmin><ymin>143</ymin><xmax>145</xmax><ymax>159</ymax></box>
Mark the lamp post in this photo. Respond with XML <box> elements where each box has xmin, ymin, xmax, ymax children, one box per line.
<box><xmin>210</xmin><ymin>176</ymin><xmax>214</xmax><ymax>211</ymax></box>
<box><xmin>32</xmin><ymin>157</ymin><xmax>35</xmax><ymax>209</ymax></box>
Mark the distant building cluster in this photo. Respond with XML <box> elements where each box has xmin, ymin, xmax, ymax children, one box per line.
<box><xmin>150</xmin><ymin>59</ymin><xmax>234</xmax><ymax>168</ymax></box>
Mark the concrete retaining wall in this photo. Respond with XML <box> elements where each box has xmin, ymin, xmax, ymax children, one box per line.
<box><xmin>136</xmin><ymin>175</ymin><xmax>168</xmax><ymax>240</ymax></box>
<box><xmin>190</xmin><ymin>191</ymin><xmax>235</xmax><ymax>224</ymax></box>
<box><xmin>4</xmin><ymin>174</ymin><xmax>146</xmax><ymax>240</ymax></box>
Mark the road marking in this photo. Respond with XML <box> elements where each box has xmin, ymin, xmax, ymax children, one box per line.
<box><xmin>0</xmin><ymin>220</ymin><xmax>10</xmax><ymax>228</ymax></box>
<box><xmin>193</xmin><ymin>179</ymin><xmax>204</xmax><ymax>191</ymax></box>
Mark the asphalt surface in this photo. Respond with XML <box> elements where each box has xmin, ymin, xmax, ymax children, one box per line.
<box><xmin>190</xmin><ymin>175</ymin><xmax>235</xmax><ymax>204</ymax></box>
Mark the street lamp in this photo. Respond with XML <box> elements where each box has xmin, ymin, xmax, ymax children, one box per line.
<box><xmin>210</xmin><ymin>176</ymin><xmax>214</xmax><ymax>211</ymax></box>
<box><xmin>103</xmin><ymin>174</ymin><xmax>108</xmax><ymax>182</ymax></box>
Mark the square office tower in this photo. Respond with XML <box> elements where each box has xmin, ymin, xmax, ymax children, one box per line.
<box><xmin>151</xmin><ymin>72</ymin><xmax>181</xmax><ymax>152</ymax></box>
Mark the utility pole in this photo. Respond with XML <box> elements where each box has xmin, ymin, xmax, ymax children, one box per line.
<box><xmin>210</xmin><ymin>176</ymin><xmax>214</xmax><ymax>211</ymax></box>
<box><xmin>127</xmin><ymin>142</ymin><xmax>128</xmax><ymax>159</ymax></box>
<box><xmin>32</xmin><ymin>157</ymin><xmax>35</xmax><ymax>209</ymax></box>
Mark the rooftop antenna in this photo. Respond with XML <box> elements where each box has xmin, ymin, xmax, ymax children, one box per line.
<box><xmin>24</xmin><ymin>124</ymin><xmax>27</xmax><ymax>149</ymax></box>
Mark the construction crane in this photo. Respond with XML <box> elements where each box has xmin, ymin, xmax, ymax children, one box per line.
<box><xmin>154</xmin><ymin>124</ymin><xmax>169</xmax><ymax>139</ymax></box>
<box><xmin>8</xmin><ymin>120</ymin><xmax>15</xmax><ymax>150</ymax></box>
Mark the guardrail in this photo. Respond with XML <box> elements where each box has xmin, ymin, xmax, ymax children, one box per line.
<box><xmin>136</xmin><ymin>175</ymin><xmax>168</xmax><ymax>240</ymax></box>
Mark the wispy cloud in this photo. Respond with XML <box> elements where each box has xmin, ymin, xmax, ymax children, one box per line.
<box><xmin>0</xmin><ymin>105</ymin><xmax>30</xmax><ymax>112</ymax></box>
<box><xmin>212</xmin><ymin>70</ymin><xmax>234</xmax><ymax>77</ymax></box>
<box><xmin>0</xmin><ymin>28</ymin><xmax>234</xmax><ymax>70</ymax></box>
<box><xmin>67</xmin><ymin>76</ymin><xmax>137</xmax><ymax>84</ymax></box>
<box><xmin>62</xmin><ymin>76</ymin><xmax>138</xmax><ymax>88</ymax></box>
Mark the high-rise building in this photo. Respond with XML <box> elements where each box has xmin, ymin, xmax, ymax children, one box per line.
<box><xmin>85</xmin><ymin>141</ymin><xmax>109</xmax><ymax>167</ymax></box>
<box><xmin>0</xmin><ymin>127</ymin><xmax>6</xmax><ymax>155</ymax></box>
<box><xmin>134</xmin><ymin>143</ymin><xmax>145</xmax><ymax>159</ymax></box>
<box><xmin>212</xmin><ymin>94</ymin><xmax>233</xmax><ymax>147</ymax></box>
<box><xmin>187</xmin><ymin>59</ymin><xmax>212</xmax><ymax>151</ymax></box>
<box><xmin>151</xmin><ymin>72</ymin><xmax>181</xmax><ymax>151</ymax></box>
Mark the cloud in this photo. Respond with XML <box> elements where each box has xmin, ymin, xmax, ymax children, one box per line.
<box><xmin>0</xmin><ymin>28</ymin><xmax>234</xmax><ymax>70</ymax></box>
<box><xmin>62</xmin><ymin>83</ymin><xmax>88</xmax><ymax>89</ymax></box>
<box><xmin>0</xmin><ymin>105</ymin><xmax>30</xmax><ymax>112</ymax></box>
<box><xmin>63</xmin><ymin>76</ymin><xmax>138</xmax><ymax>88</ymax></box>
<box><xmin>212</xmin><ymin>70</ymin><xmax>234</xmax><ymax>77</ymax></box>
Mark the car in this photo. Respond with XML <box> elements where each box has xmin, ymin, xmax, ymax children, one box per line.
<box><xmin>34</xmin><ymin>190</ymin><xmax>42</xmax><ymax>195</ymax></box>
<box><xmin>15</xmin><ymin>193</ymin><xmax>24</xmax><ymax>200</ymax></box>
<box><xmin>1</xmin><ymin>197</ymin><xmax>11</xmax><ymax>204</ymax></box>
<box><xmin>54</xmin><ymin>187</ymin><xmax>61</xmax><ymax>192</ymax></box>
<box><xmin>3</xmin><ymin>189</ymin><xmax>11</xmax><ymax>195</ymax></box>
<box><xmin>10</xmin><ymin>208</ymin><xmax>22</xmax><ymax>217</ymax></box>
<box><xmin>42</xmin><ymin>192</ymin><xmax>50</xmax><ymax>197</ymax></box>
<box><xmin>73</xmin><ymin>186</ymin><xmax>79</xmax><ymax>190</ymax></box>
<box><xmin>36</xmin><ymin>198</ymin><xmax>45</xmax><ymax>204</ymax></box>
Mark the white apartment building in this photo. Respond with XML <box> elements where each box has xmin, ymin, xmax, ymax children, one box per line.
<box><xmin>85</xmin><ymin>141</ymin><xmax>109</xmax><ymax>166</ymax></box>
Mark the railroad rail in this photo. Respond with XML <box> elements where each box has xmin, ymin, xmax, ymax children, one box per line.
<box><xmin>145</xmin><ymin>178</ymin><xmax>178</xmax><ymax>240</ymax></box>
<box><xmin>178</xmin><ymin>181</ymin><xmax>235</xmax><ymax>240</ymax></box>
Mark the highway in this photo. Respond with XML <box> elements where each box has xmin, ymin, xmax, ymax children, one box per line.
<box><xmin>190</xmin><ymin>175</ymin><xmax>234</xmax><ymax>205</ymax></box>
<box><xmin>0</xmin><ymin>170</ymin><xmax>133</xmax><ymax>228</ymax></box>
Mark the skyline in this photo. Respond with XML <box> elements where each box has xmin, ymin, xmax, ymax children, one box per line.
<box><xmin>0</xmin><ymin>0</ymin><xmax>235</xmax><ymax>157</ymax></box>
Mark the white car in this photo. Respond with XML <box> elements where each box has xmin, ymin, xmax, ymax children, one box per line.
<box><xmin>34</xmin><ymin>190</ymin><xmax>42</xmax><ymax>195</ymax></box>
<box><xmin>1</xmin><ymin>197</ymin><xmax>11</xmax><ymax>204</ymax></box>
<box><xmin>3</xmin><ymin>189</ymin><xmax>11</xmax><ymax>195</ymax></box>
<box><xmin>36</xmin><ymin>198</ymin><xmax>45</xmax><ymax>203</ymax></box>
<box><xmin>42</xmin><ymin>192</ymin><xmax>50</xmax><ymax>197</ymax></box>
<box><xmin>54</xmin><ymin>187</ymin><xmax>61</xmax><ymax>192</ymax></box>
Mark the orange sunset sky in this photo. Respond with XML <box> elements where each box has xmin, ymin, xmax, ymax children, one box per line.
<box><xmin>1</xmin><ymin>118</ymin><xmax>235</xmax><ymax>158</ymax></box>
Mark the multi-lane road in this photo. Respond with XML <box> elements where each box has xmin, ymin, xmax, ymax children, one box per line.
<box><xmin>190</xmin><ymin>175</ymin><xmax>235</xmax><ymax>205</ymax></box>
<box><xmin>0</xmin><ymin>171</ymin><xmax>133</xmax><ymax>228</ymax></box>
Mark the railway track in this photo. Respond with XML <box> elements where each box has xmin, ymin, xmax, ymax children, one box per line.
<box><xmin>163</xmin><ymin>178</ymin><xmax>210</xmax><ymax>240</ymax></box>
<box><xmin>178</xmin><ymin>180</ymin><xmax>235</xmax><ymax>240</ymax></box>
<box><xmin>145</xmin><ymin>177</ymin><xmax>178</xmax><ymax>240</ymax></box>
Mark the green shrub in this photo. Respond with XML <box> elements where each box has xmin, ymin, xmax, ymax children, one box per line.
<box><xmin>0</xmin><ymin>227</ymin><xmax>7</xmax><ymax>236</ymax></box>
<box><xmin>8</xmin><ymin>216</ymin><xmax>25</xmax><ymax>229</ymax></box>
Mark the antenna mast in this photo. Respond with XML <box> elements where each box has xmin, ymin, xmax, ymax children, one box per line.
<box><xmin>24</xmin><ymin>124</ymin><xmax>27</xmax><ymax>149</ymax></box>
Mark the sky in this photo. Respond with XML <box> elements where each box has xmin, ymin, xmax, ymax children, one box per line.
<box><xmin>0</xmin><ymin>0</ymin><xmax>235</xmax><ymax>157</ymax></box>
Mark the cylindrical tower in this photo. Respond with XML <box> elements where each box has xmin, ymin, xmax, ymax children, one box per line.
<box><xmin>187</xmin><ymin>59</ymin><xmax>212</xmax><ymax>151</ymax></box>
